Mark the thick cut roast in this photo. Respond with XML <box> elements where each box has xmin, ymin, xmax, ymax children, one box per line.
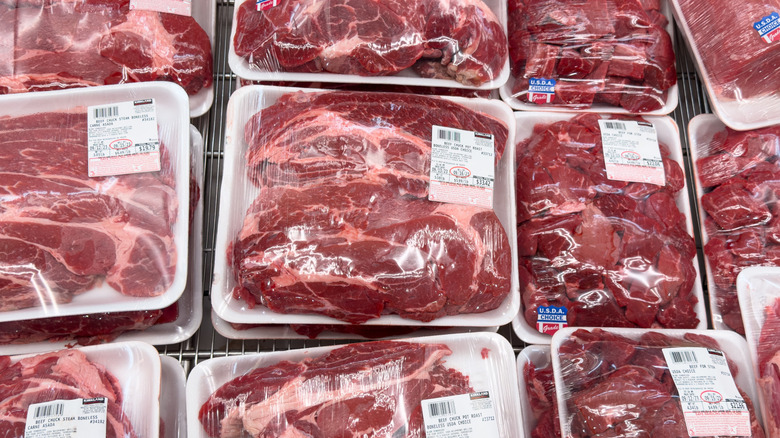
<box><xmin>516</xmin><ymin>114</ymin><xmax>698</xmax><ymax>332</ymax></box>
<box><xmin>0</xmin><ymin>0</ymin><xmax>212</xmax><ymax>95</ymax></box>
<box><xmin>558</xmin><ymin>329</ymin><xmax>766</xmax><ymax>438</ymax></box>
<box><xmin>508</xmin><ymin>0</ymin><xmax>676</xmax><ymax>111</ymax></box>
<box><xmin>231</xmin><ymin>91</ymin><xmax>511</xmax><ymax>324</ymax></box>
<box><xmin>675</xmin><ymin>0</ymin><xmax>780</xmax><ymax>101</ymax></box>
<box><xmin>757</xmin><ymin>298</ymin><xmax>780</xmax><ymax>437</ymax></box>
<box><xmin>696</xmin><ymin>124</ymin><xmax>780</xmax><ymax>333</ymax></box>
<box><xmin>198</xmin><ymin>341</ymin><xmax>472</xmax><ymax>437</ymax></box>
<box><xmin>0</xmin><ymin>349</ymin><xmax>137</xmax><ymax>437</ymax></box>
<box><xmin>232</xmin><ymin>0</ymin><xmax>507</xmax><ymax>86</ymax></box>
<box><xmin>0</xmin><ymin>111</ymin><xmax>178</xmax><ymax>312</ymax></box>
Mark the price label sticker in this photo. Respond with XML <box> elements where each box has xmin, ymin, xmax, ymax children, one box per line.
<box><xmin>429</xmin><ymin>126</ymin><xmax>495</xmax><ymax>209</ymax></box>
<box><xmin>25</xmin><ymin>398</ymin><xmax>108</xmax><ymax>438</ymax></box>
<box><xmin>598</xmin><ymin>119</ymin><xmax>665</xmax><ymax>186</ymax></box>
<box><xmin>129</xmin><ymin>0</ymin><xmax>190</xmax><ymax>16</ymax></box>
<box><xmin>421</xmin><ymin>392</ymin><xmax>500</xmax><ymax>438</ymax></box>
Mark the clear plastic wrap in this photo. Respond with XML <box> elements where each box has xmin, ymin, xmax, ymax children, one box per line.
<box><xmin>160</xmin><ymin>355</ymin><xmax>187</xmax><ymax>438</ymax></box>
<box><xmin>0</xmin><ymin>82</ymin><xmax>190</xmax><ymax>323</ymax></box>
<box><xmin>0</xmin><ymin>124</ymin><xmax>202</xmax><ymax>352</ymax></box>
<box><xmin>0</xmin><ymin>341</ymin><xmax>161</xmax><ymax>437</ymax></box>
<box><xmin>228</xmin><ymin>0</ymin><xmax>509</xmax><ymax>89</ymax></box>
<box><xmin>689</xmin><ymin>115</ymin><xmax>780</xmax><ymax>334</ymax></box>
<box><xmin>514</xmin><ymin>112</ymin><xmax>704</xmax><ymax>344</ymax></box>
<box><xmin>502</xmin><ymin>0</ymin><xmax>678</xmax><ymax>113</ymax></box>
<box><xmin>552</xmin><ymin>328</ymin><xmax>766</xmax><ymax>438</ymax></box>
<box><xmin>737</xmin><ymin>267</ymin><xmax>780</xmax><ymax>438</ymax></box>
<box><xmin>236</xmin><ymin>79</ymin><xmax>498</xmax><ymax>99</ymax></box>
<box><xmin>212</xmin><ymin>85</ymin><xmax>519</xmax><ymax>327</ymax></box>
<box><xmin>0</xmin><ymin>0</ymin><xmax>214</xmax><ymax>116</ymax></box>
<box><xmin>670</xmin><ymin>0</ymin><xmax>780</xmax><ymax>130</ymax></box>
<box><xmin>187</xmin><ymin>333</ymin><xmax>522</xmax><ymax>438</ymax></box>
<box><xmin>517</xmin><ymin>345</ymin><xmax>560</xmax><ymax>438</ymax></box>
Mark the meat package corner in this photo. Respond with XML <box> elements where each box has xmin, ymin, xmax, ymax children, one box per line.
<box><xmin>212</xmin><ymin>85</ymin><xmax>518</xmax><ymax>328</ymax></box>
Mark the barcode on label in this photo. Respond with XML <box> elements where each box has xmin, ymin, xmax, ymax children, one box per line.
<box><xmin>437</xmin><ymin>128</ymin><xmax>461</xmax><ymax>143</ymax></box>
<box><xmin>602</xmin><ymin>121</ymin><xmax>627</xmax><ymax>130</ymax></box>
<box><xmin>670</xmin><ymin>350</ymin><xmax>698</xmax><ymax>364</ymax></box>
<box><xmin>94</xmin><ymin>106</ymin><xmax>119</xmax><ymax>119</ymax></box>
<box><xmin>34</xmin><ymin>403</ymin><xmax>64</xmax><ymax>418</ymax></box>
<box><xmin>428</xmin><ymin>400</ymin><xmax>456</xmax><ymax>417</ymax></box>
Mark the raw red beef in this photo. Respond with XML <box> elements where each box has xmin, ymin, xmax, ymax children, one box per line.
<box><xmin>0</xmin><ymin>0</ymin><xmax>212</xmax><ymax>95</ymax></box>
<box><xmin>523</xmin><ymin>353</ymin><xmax>560</xmax><ymax>438</ymax></box>
<box><xmin>516</xmin><ymin>114</ymin><xmax>698</xmax><ymax>333</ymax></box>
<box><xmin>198</xmin><ymin>341</ymin><xmax>471</xmax><ymax>437</ymax></box>
<box><xmin>696</xmin><ymin>124</ymin><xmax>780</xmax><ymax>333</ymax></box>
<box><xmin>231</xmin><ymin>91</ymin><xmax>511</xmax><ymax>323</ymax></box>
<box><xmin>0</xmin><ymin>111</ymin><xmax>178</xmax><ymax>311</ymax></box>
<box><xmin>558</xmin><ymin>329</ymin><xmax>766</xmax><ymax>438</ymax></box>
<box><xmin>757</xmin><ymin>298</ymin><xmax>780</xmax><ymax>437</ymax></box>
<box><xmin>232</xmin><ymin>0</ymin><xmax>507</xmax><ymax>86</ymax></box>
<box><xmin>238</xmin><ymin>79</ymin><xmax>496</xmax><ymax>98</ymax></box>
<box><xmin>508</xmin><ymin>0</ymin><xmax>676</xmax><ymax>111</ymax></box>
<box><xmin>0</xmin><ymin>349</ymin><xmax>137</xmax><ymax>438</ymax></box>
<box><xmin>674</xmin><ymin>0</ymin><xmax>780</xmax><ymax>101</ymax></box>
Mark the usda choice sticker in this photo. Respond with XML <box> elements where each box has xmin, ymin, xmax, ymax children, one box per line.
<box><xmin>754</xmin><ymin>12</ymin><xmax>780</xmax><ymax>43</ymax></box>
<box><xmin>528</xmin><ymin>78</ymin><xmax>556</xmax><ymax>104</ymax></box>
<box><xmin>256</xmin><ymin>0</ymin><xmax>279</xmax><ymax>10</ymax></box>
<box><xmin>429</xmin><ymin>126</ymin><xmax>495</xmax><ymax>209</ymax></box>
<box><xmin>87</xmin><ymin>99</ymin><xmax>161</xmax><ymax>178</ymax></box>
<box><xmin>25</xmin><ymin>398</ymin><xmax>108</xmax><ymax>438</ymax></box>
<box><xmin>536</xmin><ymin>305</ymin><xmax>568</xmax><ymax>335</ymax></box>
<box><xmin>598</xmin><ymin>119</ymin><xmax>666</xmax><ymax>186</ymax></box>
<box><xmin>662</xmin><ymin>348</ymin><xmax>751</xmax><ymax>437</ymax></box>
<box><xmin>421</xmin><ymin>392</ymin><xmax>500</xmax><ymax>438</ymax></box>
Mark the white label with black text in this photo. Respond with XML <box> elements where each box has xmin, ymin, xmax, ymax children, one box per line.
<box><xmin>429</xmin><ymin>126</ymin><xmax>495</xmax><ymax>208</ymax></box>
<box><xmin>87</xmin><ymin>99</ymin><xmax>161</xmax><ymax>177</ymax></box>
<box><xmin>662</xmin><ymin>348</ymin><xmax>751</xmax><ymax>437</ymax></box>
<box><xmin>421</xmin><ymin>391</ymin><xmax>499</xmax><ymax>438</ymax></box>
<box><xmin>25</xmin><ymin>398</ymin><xmax>108</xmax><ymax>438</ymax></box>
<box><xmin>598</xmin><ymin>119</ymin><xmax>665</xmax><ymax>186</ymax></box>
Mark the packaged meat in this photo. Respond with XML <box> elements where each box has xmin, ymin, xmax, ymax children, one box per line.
<box><xmin>689</xmin><ymin>114</ymin><xmax>780</xmax><ymax>333</ymax></box>
<box><xmin>517</xmin><ymin>345</ymin><xmax>560</xmax><ymax>438</ymax></box>
<box><xmin>501</xmin><ymin>0</ymin><xmax>678</xmax><ymax>114</ymax></box>
<box><xmin>211</xmin><ymin>310</ymin><xmax>498</xmax><ymax>340</ymax></box>
<box><xmin>186</xmin><ymin>332</ymin><xmax>522</xmax><ymax>438</ymax></box>
<box><xmin>0</xmin><ymin>341</ymin><xmax>161</xmax><ymax>437</ymax></box>
<box><xmin>236</xmin><ymin>79</ymin><xmax>498</xmax><ymax>99</ymax></box>
<box><xmin>0</xmin><ymin>124</ymin><xmax>203</xmax><ymax>353</ymax></box>
<box><xmin>160</xmin><ymin>355</ymin><xmax>187</xmax><ymax>438</ymax></box>
<box><xmin>0</xmin><ymin>82</ymin><xmax>190</xmax><ymax>323</ymax></box>
<box><xmin>737</xmin><ymin>267</ymin><xmax>780</xmax><ymax>438</ymax></box>
<box><xmin>670</xmin><ymin>0</ymin><xmax>780</xmax><ymax>130</ymax></box>
<box><xmin>212</xmin><ymin>85</ymin><xmax>519</xmax><ymax>327</ymax></box>
<box><xmin>513</xmin><ymin>112</ymin><xmax>704</xmax><ymax>344</ymax></box>
<box><xmin>228</xmin><ymin>0</ymin><xmax>509</xmax><ymax>89</ymax></box>
<box><xmin>552</xmin><ymin>328</ymin><xmax>766</xmax><ymax>438</ymax></box>
<box><xmin>0</xmin><ymin>0</ymin><xmax>215</xmax><ymax>117</ymax></box>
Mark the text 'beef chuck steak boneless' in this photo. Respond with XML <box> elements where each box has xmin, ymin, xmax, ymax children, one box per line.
<box><xmin>198</xmin><ymin>341</ymin><xmax>472</xmax><ymax>437</ymax></box>
<box><xmin>232</xmin><ymin>0</ymin><xmax>508</xmax><ymax>86</ymax></box>
<box><xmin>0</xmin><ymin>0</ymin><xmax>212</xmax><ymax>95</ymax></box>
<box><xmin>230</xmin><ymin>91</ymin><xmax>512</xmax><ymax>324</ymax></box>
<box><xmin>516</xmin><ymin>114</ymin><xmax>699</xmax><ymax>331</ymax></box>
<box><xmin>0</xmin><ymin>349</ymin><xmax>137</xmax><ymax>438</ymax></box>
<box><xmin>0</xmin><ymin>111</ymin><xmax>178</xmax><ymax>312</ymax></box>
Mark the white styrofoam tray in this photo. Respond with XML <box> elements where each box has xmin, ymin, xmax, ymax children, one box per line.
<box><xmin>9</xmin><ymin>341</ymin><xmax>162</xmax><ymax>437</ymax></box>
<box><xmin>499</xmin><ymin>1</ymin><xmax>679</xmax><ymax>115</ymax></box>
<box><xmin>160</xmin><ymin>355</ymin><xmax>187</xmax><ymax>438</ymax></box>
<box><xmin>516</xmin><ymin>345</ymin><xmax>552</xmax><ymax>438</ymax></box>
<box><xmin>227</xmin><ymin>0</ymin><xmax>510</xmax><ymax>90</ymax></box>
<box><xmin>186</xmin><ymin>332</ymin><xmax>522</xmax><ymax>438</ymax></box>
<box><xmin>0</xmin><ymin>124</ymin><xmax>203</xmax><ymax>354</ymax></box>
<box><xmin>212</xmin><ymin>84</ymin><xmax>519</xmax><ymax>327</ymax></box>
<box><xmin>551</xmin><ymin>327</ymin><xmax>764</xmax><ymax>438</ymax></box>
<box><xmin>669</xmin><ymin>0</ymin><xmax>780</xmax><ymax>131</ymax></box>
<box><xmin>737</xmin><ymin>266</ymin><xmax>780</xmax><ymax>436</ymax></box>
<box><xmin>512</xmin><ymin>112</ymin><xmax>707</xmax><ymax>344</ymax></box>
<box><xmin>0</xmin><ymin>82</ymin><xmax>191</xmax><ymax>323</ymax></box>
<box><xmin>211</xmin><ymin>309</ymin><xmax>499</xmax><ymax>340</ymax></box>
<box><xmin>188</xmin><ymin>0</ymin><xmax>216</xmax><ymax>117</ymax></box>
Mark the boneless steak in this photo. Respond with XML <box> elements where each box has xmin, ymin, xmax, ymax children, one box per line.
<box><xmin>0</xmin><ymin>349</ymin><xmax>137</xmax><ymax>438</ymax></box>
<box><xmin>0</xmin><ymin>111</ymin><xmax>178</xmax><ymax>312</ymax></box>
<box><xmin>230</xmin><ymin>91</ymin><xmax>511</xmax><ymax>323</ymax></box>
<box><xmin>199</xmin><ymin>341</ymin><xmax>472</xmax><ymax>437</ymax></box>
<box><xmin>0</xmin><ymin>0</ymin><xmax>212</xmax><ymax>95</ymax></box>
<box><xmin>232</xmin><ymin>0</ymin><xmax>507</xmax><ymax>86</ymax></box>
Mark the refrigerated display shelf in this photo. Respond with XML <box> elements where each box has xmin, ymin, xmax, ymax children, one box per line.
<box><xmin>159</xmin><ymin>0</ymin><xmax>715</xmax><ymax>376</ymax></box>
